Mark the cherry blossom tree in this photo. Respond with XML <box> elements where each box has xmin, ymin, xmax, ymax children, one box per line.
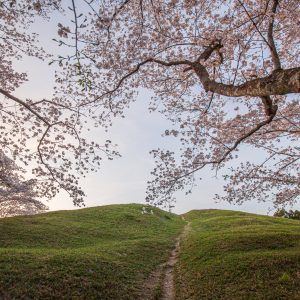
<box><xmin>0</xmin><ymin>0</ymin><xmax>119</xmax><ymax>207</ymax></box>
<box><xmin>1</xmin><ymin>0</ymin><xmax>300</xmax><ymax>210</ymax></box>
<box><xmin>0</xmin><ymin>150</ymin><xmax>48</xmax><ymax>217</ymax></box>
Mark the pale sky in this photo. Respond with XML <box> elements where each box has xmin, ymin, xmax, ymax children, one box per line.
<box><xmin>10</xmin><ymin>5</ymin><xmax>300</xmax><ymax>216</ymax></box>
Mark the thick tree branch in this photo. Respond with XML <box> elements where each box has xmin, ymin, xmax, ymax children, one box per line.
<box><xmin>197</xmin><ymin>39</ymin><xmax>223</xmax><ymax>62</ymax></box>
<box><xmin>267</xmin><ymin>0</ymin><xmax>281</xmax><ymax>70</ymax></box>
<box><xmin>261</xmin><ymin>95</ymin><xmax>277</xmax><ymax>116</ymax></box>
<box><xmin>183</xmin><ymin>40</ymin><xmax>223</xmax><ymax>72</ymax></box>
<box><xmin>238</xmin><ymin>0</ymin><xmax>281</xmax><ymax>70</ymax></box>
<box><xmin>193</xmin><ymin>64</ymin><xmax>300</xmax><ymax>97</ymax></box>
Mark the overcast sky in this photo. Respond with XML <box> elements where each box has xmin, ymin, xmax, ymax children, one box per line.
<box><xmin>11</xmin><ymin>6</ymin><xmax>299</xmax><ymax>216</ymax></box>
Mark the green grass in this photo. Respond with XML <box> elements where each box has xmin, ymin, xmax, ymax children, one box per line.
<box><xmin>176</xmin><ymin>209</ymin><xmax>300</xmax><ymax>300</ymax></box>
<box><xmin>0</xmin><ymin>203</ymin><xmax>184</xmax><ymax>299</ymax></box>
<box><xmin>3</xmin><ymin>205</ymin><xmax>300</xmax><ymax>299</ymax></box>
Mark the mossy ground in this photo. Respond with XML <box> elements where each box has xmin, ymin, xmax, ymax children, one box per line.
<box><xmin>176</xmin><ymin>209</ymin><xmax>300</xmax><ymax>300</ymax></box>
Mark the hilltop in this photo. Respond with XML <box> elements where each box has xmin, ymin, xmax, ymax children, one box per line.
<box><xmin>0</xmin><ymin>204</ymin><xmax>184</xmax><ymax>299</ymax></box>
<box><xmin>176</xmin><ymin>209</ymin><xmax>300</xmax><ymax>299</ymax></box>
<box><xmin>1</xmin><ymin>205</ymin><xmax>300</xmax><ymax>299</ymax></box>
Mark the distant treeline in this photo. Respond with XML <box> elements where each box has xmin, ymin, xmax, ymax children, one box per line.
<box><xmin>274</xmin><ymin>209</ymin><xmax>300</xmax><ymax>220</ymax></box>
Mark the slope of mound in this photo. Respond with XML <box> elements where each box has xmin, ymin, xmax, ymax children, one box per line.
<box><xmin>176</xmin><ymin>209</ymin><xmax>300</xmax><ymax>299</ymax></box>
<box><xmin>0</xmin><ymin>204</ymin><xmax>184</xmax><ymax>299</ymax></box>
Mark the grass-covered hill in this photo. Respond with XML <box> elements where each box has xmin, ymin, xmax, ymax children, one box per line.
<box><xmin>0</xmin><ymin>204</ymin><xmax>184</xmax><ymax>299</ymax></box>
<box><xmin>1</xmin><ymin>205</ymin><xmax>300</xmax><ymax>299</ymax></box>
<box><xmin>176</xmin><ymin>209</ymin><xmax>300</xmax><ymax>300</ymax></box>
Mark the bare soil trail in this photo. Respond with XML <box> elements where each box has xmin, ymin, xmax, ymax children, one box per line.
<box><xmin>161</xmin><ymin>218</ymin><xmax>191</xmax><ymax>300</ymax></box>
<box><xmin>142</xmin><ymin>217</ymin><xmax>191</xmax><ymax>300</ymax></box>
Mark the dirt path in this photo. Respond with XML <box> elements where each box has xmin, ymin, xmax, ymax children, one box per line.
<box><xmin>161</xmin><ymin>218</ymin><xmax>191</xmax><ymax>300</ymax></box>
<box><xmin>142</xmin><ymin>218</ymin><xmax>191</xmax><ymax>300</ymax></box>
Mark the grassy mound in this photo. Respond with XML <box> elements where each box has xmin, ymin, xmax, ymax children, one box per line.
<box><xmin>176</xmin><ymin>209</ymin><xmax>300</xmax><ymax>300</ymax></box>
<box><xmin>0</xmin><ymin>204</ymin><xmax>184</xmax><ymax>299</ymax></box>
